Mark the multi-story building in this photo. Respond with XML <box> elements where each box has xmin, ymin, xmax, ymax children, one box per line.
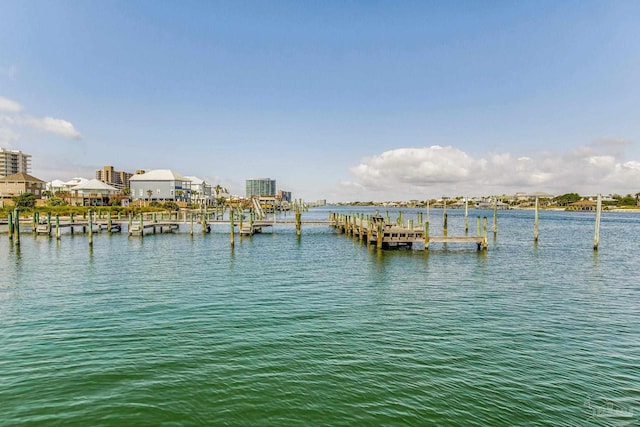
<box><xmin>0</xmin><ymin>172</ymin><xmax>45</xmax><ymax>198</ymax></box>
<box><xmin>95</xmin><ymin>165</ymin><xmax>134</xmax><ymax>190</ymax></box>
<box><xmin>277</xmin><ymin>190</ymin><xmax>292</xmax><ymax>202</ymax></box>
<box><xmin>0</xmin><ymin>148</ymin><xmax>31</xmax><ymax>177</ymax></box>
<box><xmin>246</xmin><ymin>178</ymin><xmax>276</xmax><ymax>198</ymax></box>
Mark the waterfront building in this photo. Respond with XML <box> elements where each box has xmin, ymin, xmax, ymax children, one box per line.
<box><xmin>246</xmin><ymin>178</ymin><xmax>276</xmax><ymax>198</ymax></box>
<box><xmin>0</xmin><ymin>172</ymin><xmax>45</xmax><ymax>198</ymax></box>
<box><xmin>0</xmin><ymin>148</ymin><xmax>31</xmax><ymax>177</ymax></box>
<box><xmin>277</xmin><ymin>190</ymin><xmax>292</xmax><ymax>202</ymax></box>
<box><xmin>129</xmin><ymin>169</ymin><xmax>190</xmax><ymax>202</ymax></box>
<box><xmin>184</xmin><ymin>176</ymin><xmax>212</xmax><ymax>205</ymax></box>
<box><xmin>69</xmin><ymin>179</ymin><xmax>119</xmax><ymax>206</ymax></box>
<box><xmin>95</xmin><ymin>165</ymin><xmax>134</xmax><ymax>190</ymax></box>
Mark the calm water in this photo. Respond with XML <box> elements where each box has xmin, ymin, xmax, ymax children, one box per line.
<box><xmin>1</xmin><ymin>207</ymin><xmax>638</xmax><ymax>426</ymax></box>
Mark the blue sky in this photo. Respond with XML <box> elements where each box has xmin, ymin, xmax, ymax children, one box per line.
<box><xmin>1</xmin><ymin>0</ymin><xmax>640</xmax><ymax>201</ymax></box>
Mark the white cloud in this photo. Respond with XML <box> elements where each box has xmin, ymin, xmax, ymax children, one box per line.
<box><xmin>0</xmin><ymin>96</ymin><xmax>82</xmax><ymax>147</ymax></box>
<box><xmin>0</xmin><ymin>96</ymin><xmax>22</xmax><ymax>112</ymax></box>
<box><xmin>26</xmin><ymin>116</ymin><xmax>82</xmax><ymax>139</ymax></box>
<box><xmin>344</xmin><ymin>143</ymin><xmax>640</xmax><ymax>200</ymax></box>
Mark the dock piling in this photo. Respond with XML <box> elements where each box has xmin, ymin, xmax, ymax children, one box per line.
<box><xmin>534</xmin><ymin>197</ymin><xmax>539</xmax><ymax>243</ymax></box>
<box><xmin>594</xmin><ymin>194</ymin><xmax>602</xmax><ymax>251</ymax></box>
<box><xmin>88</xmin><ymin>210</ymin><xmax>93</xmax><ymax>246</ymax></box>
<box><xmin>13</xmin><ymin>209</ymin><xmax>20</xmax><ymax>245</ymax></box>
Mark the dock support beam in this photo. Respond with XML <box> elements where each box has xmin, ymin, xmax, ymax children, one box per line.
<box><xmin>13</xmin><ymin>209</ymin><xmax>20</xmax><ymax>245</ymax></box>
<box><xmin>230</xmin><ymin>209</ymin><xmax>235</xmax><ymax>246</ymax></box>
<box><xmin>424</xmin><ymin>221</ymin><xmax>429</xmax><ymax>250</ymax></box>
<box><xmin>594</xmin><ymin>193</ymin><xmax>602</xmax><ymax>251</ymax></box>
<box><xmin>465</xmin><ymin>197</ymin><xmax>469</xmax><ymax>233</ymax></box>
<box><xmin>8</xmin><ymin>211</ymin><xmax>13</xmax><ymax>240</ymax></box>
<box><xmin>88</xmin><ymin>210</ymin><xmax>93</xmax><ymax>247</ymax></box>
<box><xmin>534</xmin><ymin>197</ymin><xmax>539</xmax><ymax>243</ymax></box>
<box><xmin>493</xmin><ymin>198</ymin><xmax>498</xmax><ymax>235</ymax></box>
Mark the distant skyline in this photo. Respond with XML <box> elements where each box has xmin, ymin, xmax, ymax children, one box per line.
<box><xmin>1</xmin><ymin>1</ymin><xmax>640</xmax><ymax>201</ymax></box>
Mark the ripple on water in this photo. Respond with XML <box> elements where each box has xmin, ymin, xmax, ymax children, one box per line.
<box><xmin>1</xmin><ymin>209</ymin><xmax>639</xmax><ymax>426</ymax></box>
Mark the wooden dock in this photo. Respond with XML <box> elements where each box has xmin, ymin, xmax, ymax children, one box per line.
<box><xmin>329</xmin><ymin>212</ymin><xmax>488</xmax><ymax>250</ymax></box>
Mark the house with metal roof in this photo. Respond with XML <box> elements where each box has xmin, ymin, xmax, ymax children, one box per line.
<box><xmin>184</xmin><ymin>176</ymin><xmax>212</xmax><ymax>206</ymax></box>
<box><xmin>129</xmin><ymin>169</ymin><xmax>191</xmax><ymax>203</ymax></box>
<box><xmin>69</xmin><ymin>178</ymin><xmax>119</xmax><ymax>206</ymax></box>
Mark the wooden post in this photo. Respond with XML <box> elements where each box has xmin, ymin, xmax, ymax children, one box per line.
<box><xmin>424</xmin><ymin>221</ymin><xmax>429</xmax><ymax>250</ymax></box>
<box><xmin>107</xmin><ymin>210</ymin><xmax>112</xmax><ymax>234</ymax></box>
<box><xmin>295</xmin><ymin>210</ymin><xmax>301</xmax><ymax>237</ymax></box>
<box><xmin>534</xmin><ymin>197</ymin><xmax>539</xmax><ymax>243</ymax></box>
<box><xmin>32</xmin><ymin>212</ymin><xmax>37</xmax><ymax>233</ymax></box>
<box><xmin>139</xmin><ymin>214</ymin><xmax>144</xmax><ymax>237</ymax></box>
<box><xmin>128</xmin><ymin>213</ymin><xmax>133</xmax><ymax>236</ymax></box>
<box><xmin>594</xmin><ymin>193</ymin><xmax>602</xmax><ymax>251</ymax></box>
<box><xmin>230</xmin><ymin>208</ymin><xmax>235</xmax><ymax>246</ymax></box>
<box><xmin>493</xmin><ymin>198</ymin><xmax>498</xmax><ymax>234</ymax></box>
<box><xmin>8</xmin><ymin>211</ymin><xmax>13</xmax><ymax>240</ymax></box>
<box><xmin>190</xmin><ymin>213</ymin><xmax>194</xmax><ymax>236</ymax></box>
<box><xmin>55</xmin><ymin>214</ymin><xmax>60</xmax><ymax>240</ymax></box>
<box><xmin>483</xmin><ymin>216</ymin><xmax>488</xmax><ymax>246</ymax></box>
<box><xmin>47</xmin><ymin>212</ymin><xmax>52</xmax><ymax>237</ymax></box>
<box><xmin>426</xmin><ymin>200</ymin><xmax>430</xmax><ymax>222</ymax></box>
<box><xmin>464</xmin><ymin>197</ymin><xmax>469</xmax><ymax>233</ymax></box>
<box><xmin>443</xmin><ymin>199</ymin><xmax>447</xmax><ymax>234</ymax></box>
<box><xmin>376</xmin><ymin>222</ymin><xmax>383</xmax><ymax>250</ymax></box>
<box><xmin>13</xmin><ymin>208</ymin><xmax>20</xmax><ymax>245</ymax></box>
<box><xmin>88</xmin><ymin>209</ymin><xmax>93</xmax><ymax>246</ymax></box>
<box><xmin>409</xmin><ymin>219</ymin><xmax>414</xmax><ymax>230</ymax></box>
<box><xmin>477</xmin><ymin>216</ymin><xmax>481</xmax><ymax>237</ymax></box>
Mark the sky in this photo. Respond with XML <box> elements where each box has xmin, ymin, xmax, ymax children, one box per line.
<box><xmin>1</xmin><ymin>0</ymin><xmax>640</xmax><ymax>202</ymax></box>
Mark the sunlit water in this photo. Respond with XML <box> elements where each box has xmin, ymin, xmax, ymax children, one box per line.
<box><xmin>1</xmin><ymin>207</ymin><xmax>639</xmax><ymax>426</ymax></box>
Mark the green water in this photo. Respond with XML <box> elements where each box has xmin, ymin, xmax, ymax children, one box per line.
<box><xmin>1</xmin><ymin>207</ymin><xmax>638</xmax><ymax>426</ymax></box>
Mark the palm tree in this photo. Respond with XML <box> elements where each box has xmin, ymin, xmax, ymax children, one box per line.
<box><xmin>176</xmin><ymin>190</ymin><xmax>184</xmax><ymax>202</ymax></box>
<box><xmin>42</xmin><ymin>190</ymin><xmax>53</xmax><ymax>199</ymax></box>
<box><xmin>121</xmin><ymin>187</ymin><xmax>131</xmax><ymax>197</ymax></box>
<box><xmin>214</xmin><ymin>184</ymin><xmax>222</xmax><ymax>196</ymax></box>
<box><xmin>146</xmin><ymin>189</ymin><xmax>153</xmax><ymax>206</ymax></box>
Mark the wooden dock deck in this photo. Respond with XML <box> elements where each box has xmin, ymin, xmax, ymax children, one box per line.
<box><xmin>329</xmin><ymin>213</ymin><xmax>488</xmax><ymax>250</ymax></box>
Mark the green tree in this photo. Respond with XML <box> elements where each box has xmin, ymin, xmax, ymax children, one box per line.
<box><xmin>13</xmin><ymin>192</ymin><xmax>37</xmax><ymax>209</ymax></box>
<box><xmin>619</xmin><ymin>194</ymin><xmax>636</xmax><ymax>206</ymax></box>
<box><xmin>163</xmin><ymin>201</ymin><xmax>180</xmax><ymax>211</ymax></box>
<box><xmin>554</xmin><ymin>193</ymin><xmax>581</xmax><ymax>205</ymax></box>
<box><xmin>47</xmin><ymin>197</ymin><xmax>68</xmax><ymax>207</ymax></box>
